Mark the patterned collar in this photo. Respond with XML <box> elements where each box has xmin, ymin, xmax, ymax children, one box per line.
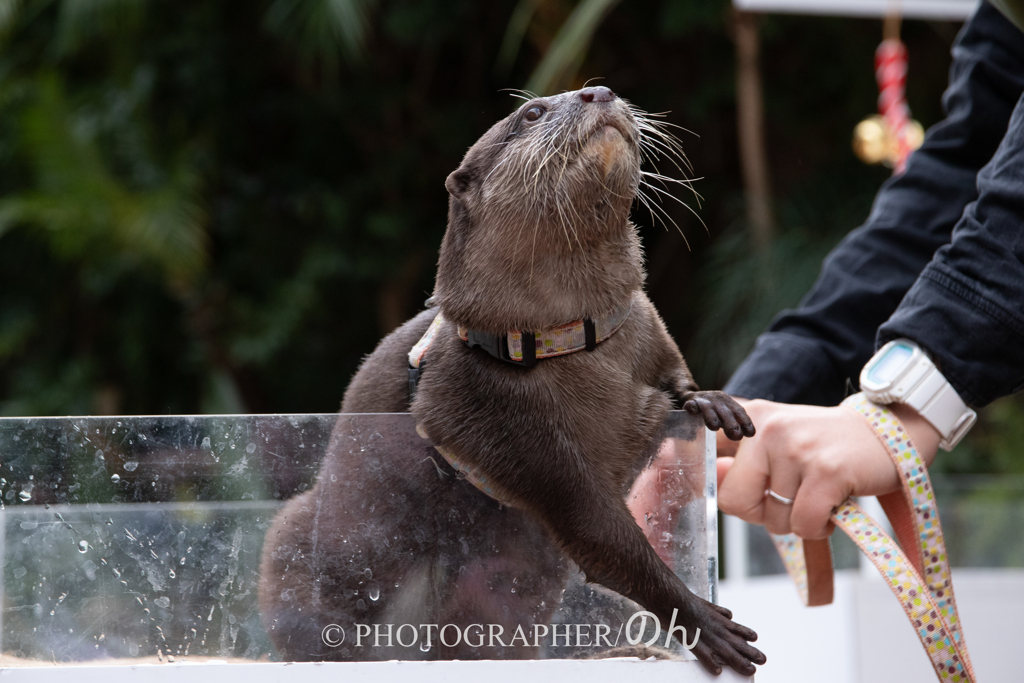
<box><xmin>408</xmin><ymin>301</ymin><xmax>632</xmax><ymax>370</ymax></box>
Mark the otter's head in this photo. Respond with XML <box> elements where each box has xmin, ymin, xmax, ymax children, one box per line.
<box><xmin>434</xmin><ymin>86</ymin><xmax>649</xmax><ymax>335</ymax></box>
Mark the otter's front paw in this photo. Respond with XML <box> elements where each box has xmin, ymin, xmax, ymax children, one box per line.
<box><xmin>680</xmin><ymin>391</ymin><xmax>755</xmax><ymax>441</ymax></box>
<box><xmin>687</xmin><ymin>600</ymin><xmax>766</xmax><ymax>676</ymax></box>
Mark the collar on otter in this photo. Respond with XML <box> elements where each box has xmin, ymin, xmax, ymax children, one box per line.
<box><xmin>407</xmin><ymin>302</ymin><xmax>632</xmax><ymax>398</ymax></box>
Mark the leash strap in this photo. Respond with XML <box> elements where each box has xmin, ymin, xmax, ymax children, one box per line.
<box><xmin>768</xmin><ymin>392</ymin><xmax>975</xmax><ymax>682</ymax></box>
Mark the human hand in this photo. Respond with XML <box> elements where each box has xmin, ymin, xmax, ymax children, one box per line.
<box><xmin>716</xmin><ymin>398</ymin><xmax>941</xmax><ymax>539</ymax></box>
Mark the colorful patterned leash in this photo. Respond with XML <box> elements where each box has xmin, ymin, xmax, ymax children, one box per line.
<box><xmin>769</xmin><ymin>392</ymin><xmax>976</xmax><ymax>682</ymax></box>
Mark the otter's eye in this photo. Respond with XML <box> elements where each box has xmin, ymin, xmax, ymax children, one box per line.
<box><xmin>524</xmin><ymin>106</ymin><xmax>545</xmax><ymax>122</ymax></box>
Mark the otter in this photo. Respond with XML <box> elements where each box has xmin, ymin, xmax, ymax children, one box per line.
<box><xmin>258</xmin><ymin>85</ymin><xmax>764</xmax><ymax>676</ymax></box>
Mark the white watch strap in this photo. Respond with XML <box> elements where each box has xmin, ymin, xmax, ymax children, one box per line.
<box><xmin>902</xmin><ymin>364</ymin><xmax>977</xmax><ymax>451</ymax></box>
<box><xmin>861</xmin><ymin>339</ymin><xmax>977</xmax><ymax>451</ymax></box>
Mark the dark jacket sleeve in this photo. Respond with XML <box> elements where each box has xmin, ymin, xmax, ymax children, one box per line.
<box><xmin>724</xmin><ymin>1</ymin><xmax>1024</xmax><ymax>406</ymax></box>
<box><xmin>878</xmin><ymin>91</ymin><xmax>1024</xmax><ymax>408</ymax></box>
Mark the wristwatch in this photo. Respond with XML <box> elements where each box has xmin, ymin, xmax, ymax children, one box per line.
<box><xmin>859</xmin><ymin>339</ymin><xmax>977</xmax><ymax>451</ymax></box>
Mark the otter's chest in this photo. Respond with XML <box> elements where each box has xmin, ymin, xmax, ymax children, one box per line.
<box><xmin>410</xmin><ymin>312</ymin><xmax>672</xmax><ymax>506</ymax></box>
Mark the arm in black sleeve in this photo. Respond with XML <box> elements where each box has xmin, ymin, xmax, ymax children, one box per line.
<box><xmin>724</xmin><ymin>1</ymin><xmax>1024</xmax><ymax>406</ymax></box>
<box><xmin>878</xmin><ymin>90</ymin><xmax>1024</xmax><ymax>408</ymax></box>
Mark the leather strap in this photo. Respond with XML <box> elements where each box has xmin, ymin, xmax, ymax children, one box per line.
<box><xmin>769</xmin><ymin>393</ymin><xmax>975</xmax><ymax>682</ymax></box>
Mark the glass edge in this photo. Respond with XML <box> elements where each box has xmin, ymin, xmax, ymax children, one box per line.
<box><xmin>704</xmin><ymin>426</ymin><xmax>718</xmax><ymax>604</ymax></box>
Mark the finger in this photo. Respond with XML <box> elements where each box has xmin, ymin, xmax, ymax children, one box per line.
<box><xmin>735</xmin><ymin>405</ymin><xmax>756</xmax><ymax>437</ymax></box>
<box><xmin>717</xmin><ymin>429</ymin><xmax>739</xmax><ymax>457</ymax></box>
<box><xmin>763</xmin><ymin>470</ymin><xmax>801</xmax><ymax>536</ymax></box>
<box><xmin>726</xmin><ymin>619</ymin><xmax>757</xmax><ymax>642</ymax></box>
<box><xmin>698</xmin><ymin>398</ymin><xmax>721</xmax><ymax>431</ymax></box>
<box><xmin>720</xmin><ymin>644</ymin><xmax>758</xmax><ymax>677</ymax></box>
<box><xmin>716</xmin><ymin>457</ymin><xmax>734</xmax><ymax>489</ymax></box>
<box><xmin>684</xmin><ymin>399</ymin><xmax>700</xmax><ymax>415</ymax></box>
<box><xmin>717</xmin><ymin>442</ymin><xmax>769</xmax><ymax>524</ymax></box>
<box><xmin>716</xmin><ymin>401</ymin><xmax>744</xmax><ymax>441</ymax></box>
<box><xmin>728</xmin><ymin>637</ymin><xmax>767</xmax><ymax>666</ymax></box>
<box><xmin>709</xmin><ymin>602</ymin><xmax>732</xmax><ymax>619</ymax></box>
<box><xmin>790</xmin><ymin>474</ymin><xmax>847</xmax><ymax>540</ymax></box>
<box><xmin>692</xmin><ymin>642</ymin><xmax>723</xmax><ymax>676</ymax></box>
<box><xmin>716</xmin><ymin>394</ymin><xmax>756</xmax><ymax>439</ymax></box>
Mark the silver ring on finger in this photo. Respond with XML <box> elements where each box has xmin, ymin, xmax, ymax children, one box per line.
<box><xmin>765</xmin><ymin>488</ymin><xmax>795</xmax><ymax>505</ymax></box>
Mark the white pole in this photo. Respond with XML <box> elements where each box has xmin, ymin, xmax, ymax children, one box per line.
<box><xmin>723</xmin><ymin>515</ymin><xmax>749</xmax><ymax>582</ymax></box>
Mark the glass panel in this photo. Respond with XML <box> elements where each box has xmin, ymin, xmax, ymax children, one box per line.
<box><xmin>0</xmin><ymin>411</ymin><xmax>713</xmax><ymax>664</ymax></box>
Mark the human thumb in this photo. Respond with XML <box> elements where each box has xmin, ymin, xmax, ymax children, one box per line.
<box><xmin>717</xmin><ymin>456</ymin><xmax>734</xmax><ymax>489</ymax></box>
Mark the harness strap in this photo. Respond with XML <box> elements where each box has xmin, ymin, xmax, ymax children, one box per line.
<box><xmin>769</xmin><ymin>393</ymin><xmax>975</xmax><ymax>682</ymax></box>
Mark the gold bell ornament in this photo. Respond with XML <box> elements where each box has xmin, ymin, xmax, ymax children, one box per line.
<box><xmin>853</xmin><ymin>11</ymin><xmax>924</xmax><ymax>173</ymax></box>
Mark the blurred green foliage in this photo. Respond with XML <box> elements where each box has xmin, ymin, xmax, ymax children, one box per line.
<box><xmin>0</xmin><ymin>0</ymin><xmax>1017</xmax><ymax>476</ymax></box>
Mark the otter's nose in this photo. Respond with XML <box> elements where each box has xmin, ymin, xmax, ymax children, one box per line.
<box><xmin>579</xmin><ymin>86</ymin><xmax>616</xmax><ymax>104</ymax></box>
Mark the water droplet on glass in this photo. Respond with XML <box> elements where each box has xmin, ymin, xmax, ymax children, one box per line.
<box><xmin>420</xmin><ymin>640</ymin><xmax>431</xmax><ymax>652</ymax></box>
<box><xmin>200</xmin><ymin>437</ymin><xmax>211</xmax><ymax>450</ymax></box>
<box><xmin>180</xmin><ymin>557</ymin><xmax>185</xmax><ymax>565</ymax></box>
<box><xmin>368</xmin><ymin>585</ymin><xmax>380</xmax><ymax>601</ymax></box>
<box><xmin>124</xmin><ymin>462</ymin><xmax>138</xmax><ymax>472</ymax></box>
<box><xmin>246</xmin><ymin>443</ymin><xmax>256</xmax><ymax>453</ymax></box>
<box><xmin>169</xmin><ymin>570</ymin><xmax>176</xmax><ymax>579</ymax></box>
<box><xmin>78</xmin><ymin>541</ymin><xmax>89</xmax><ymax>553</ymax></box>
<box><xmin>364</xmin><ymin>568</ymin><xmax>372</xmax><ymax>580</ymax></box>
<box><xmin>18</xmin><ymin>491</ymin><xmax>31</xmax><ymax>501</ymax></box>
<box><xmin>155</xmin><ymin>597</ymin><xmax>170</xmax><ymax>608</ymax></box>
<box><xmin>187</xmin><ymin>546</ymin><xmax>192</xmax><ymax>553</ymax></box>
<box><xmin>110</xmin><ymin>474</ymin><xmax>120</xmax><ymax>484</ymax></box>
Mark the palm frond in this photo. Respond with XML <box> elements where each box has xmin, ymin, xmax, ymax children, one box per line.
<box><xmin>0</xmin><ymin>75</ymin><xmax>207</xmax><ymax>285</ymax></box>
<box><xmin>495</xmin><ymin>0</ymin><xmax>542</xmax><ymax>78</ymax></box>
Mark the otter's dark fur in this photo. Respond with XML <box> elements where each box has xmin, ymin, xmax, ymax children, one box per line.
<box><xmin>258</xmin><ymin>86</ymin><xmax>764</xmax><ymax>676</ymax></box>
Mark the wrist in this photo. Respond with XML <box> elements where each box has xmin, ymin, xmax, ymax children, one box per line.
<box><xmin>889</xmin><ymin>402</ymin><xmax>941</xmax><ymax>467</ymax></box>
<box><xmin>860</xmin><ymin>339</ymin><xmax>976</xmax><ymax>450</ymax></box>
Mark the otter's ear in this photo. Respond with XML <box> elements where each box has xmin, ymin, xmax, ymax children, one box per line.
<box><xmin>445</xmin><ymin>167</ymin><xmax>474</xmax><ymax>199</ymax></box>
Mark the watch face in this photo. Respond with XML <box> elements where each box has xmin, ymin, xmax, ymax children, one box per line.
<box><xmin>866</xmin><ymin>342</ymin><xmax>915</xmax><ymax>386</ymax></box>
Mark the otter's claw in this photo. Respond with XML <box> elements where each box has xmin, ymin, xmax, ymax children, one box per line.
<box><xmin>685</xmin><ymin>599</ymin><xmax>766</xmax><ymax>676</ymax></box>
<box><xmin>681</xmin><ymin>391</ymin><xmax>755</xmax><ymax>441</ymax></box>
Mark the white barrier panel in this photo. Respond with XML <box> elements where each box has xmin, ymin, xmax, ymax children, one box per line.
<box><xmin>733</xmin><ymin>0</ymin><xmax>978</xmax><ymax>19</ymax></box>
